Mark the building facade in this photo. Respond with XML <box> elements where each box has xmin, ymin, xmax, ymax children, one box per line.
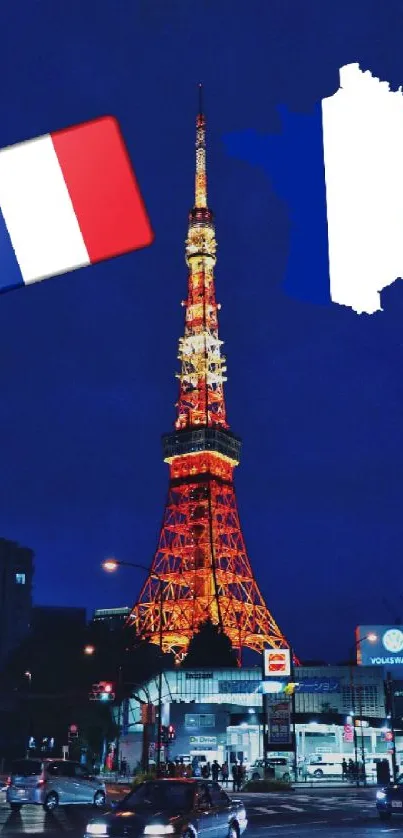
<box><xmin>91</xmin><ymin>606</ymin><xmax>132</xmax><ymax>631</ymax></box>
<box><xmin>0</xmin><ymin>538</ymin><xmax>34</xmax><ymax>669</ymax></box>
<box><xmin>116</xmin><ymin>665</ymin><xmax>393</xmax><ymax>773</ymax></box>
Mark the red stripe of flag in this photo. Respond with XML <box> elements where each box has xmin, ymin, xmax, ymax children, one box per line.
<box><xmin>51</xmin><ymin>116</ymin><xmax>154</xmax><ymax>263</ymax></box>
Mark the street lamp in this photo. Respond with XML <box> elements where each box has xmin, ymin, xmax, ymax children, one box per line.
<box><xmin>350</xmin><ymin>633</ymin><xmax>378</xmax><ymax>787</ymax></box>
<box><xmin>84</xmin><ymin>645</ymin><xmax>95</xmax><ymax>656</ymax></box>
<box><xmin>102</xmin><ymin>558</ymin><xmax>165</xmax><ymax>776</ymax></box>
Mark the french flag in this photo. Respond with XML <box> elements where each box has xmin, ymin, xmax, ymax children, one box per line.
<box><xmin>225</xmin><ymin>64</ymin><xmax>403</xmax><ymax>315</ymax></box>
<box><xmin>0</xmin><ymin>116</ymin><xmax>154</xmax><ymax>293</ymax></box>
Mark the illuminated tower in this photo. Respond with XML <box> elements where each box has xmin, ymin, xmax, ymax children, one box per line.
<box><xmin>128</xmin><ymin>86</ymin><xmax>288</xmax><ymax>661</ymax></box>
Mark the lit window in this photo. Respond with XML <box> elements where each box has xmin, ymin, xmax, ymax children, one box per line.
<box><xmin>15</xmin><ymin>573</ymin><xmax>26</xmax><ymax>585</ymax></box>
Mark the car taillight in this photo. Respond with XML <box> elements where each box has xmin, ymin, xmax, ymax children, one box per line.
<box><xmin>6</xmin><ymin>777</ymin><xmax>11</xmax><ymax>787</ymax></box>
<box><xmin>36</xmin><ymin>779</ymin><xmax>46</xmax><ymax>787</ymax></box>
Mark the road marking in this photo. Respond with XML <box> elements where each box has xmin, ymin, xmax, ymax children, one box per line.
<box><xmin>279</xmin><ymin>805</ymin><xmax>305</xmax><ymax>812</ymax></box>
<box><xmin>254</xmin><ymin>807</ymin><xmax>278</xmax><ymax>815</ymax></box>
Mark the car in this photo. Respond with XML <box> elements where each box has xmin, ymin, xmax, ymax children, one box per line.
<box><xmin>6</xmin><ymin>758</ymin><xmax>106</xmax><ymax>812</ymax></box>
<box><xmin>376</xmin><ymin>775</ymin><xmax>403</xmax><ymax>821</ymax></box>
<box><xmin>85</xmin><ymin>778</ymin><xmax>247</xmax><ymax>838</ymax></box>
<box><xmin>306</xmin><ymin>760</ymin><xmax>343</xmax><ymax>779</ymax></box>
<box><xmin>248</xmin><ymin>758</ymin><xmax>292</xmax><ymax>782</ymax></box>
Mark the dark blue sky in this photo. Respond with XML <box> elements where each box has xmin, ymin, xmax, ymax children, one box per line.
<box><xmin>0</xmin><ymin>0</ymin><xmax>402</xmax><ymax>662</ymax></box>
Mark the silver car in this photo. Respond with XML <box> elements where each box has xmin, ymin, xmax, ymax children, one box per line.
<box><xmin>6</xmin><ymin>758</ymin><xmax>106</xmax><ymax>811</ymax></box>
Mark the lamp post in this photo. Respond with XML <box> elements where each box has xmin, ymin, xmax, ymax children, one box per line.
<box><xmin>24</xmin><ymin>671</ymin><xmax>33</xmax><ymax>758</ymax></box>
<box><xmin>102</xmin><ymin>559</ymin><xmax>165</xmax><ymax>776</ymax></box>
<box><xmin>350</xmin><ymin>633</ymin><xmax>377</xmax><ymax>787</ymax></box>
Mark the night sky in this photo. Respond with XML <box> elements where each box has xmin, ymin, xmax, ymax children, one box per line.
<box><xmin>0</xmin><ymin>0</ymin><xmax>402</xmax><ymax>663</ymax></box>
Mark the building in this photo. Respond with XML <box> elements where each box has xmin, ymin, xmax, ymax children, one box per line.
<box><xmin>0</xmin><ymin>538</ymin><xmax>34</xmax><ymax>668</ymax></box>
<box><xmin>91</xmin><ymin>606</ymin><xmax>132</xmax><ymax>631</ymax></box>
<box><xmin>116</xmin><ymin>664</ymin><xmax>394</xmax><ymax>773</ymax></box>
<box><xmin>31</xmin><ymin>605</ymin><xmax>87</xmax><ymax>636</ymax></box>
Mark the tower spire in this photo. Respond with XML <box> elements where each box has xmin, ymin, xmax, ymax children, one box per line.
<box><xmin>175</xmin><ymin>86</ymin><xmax>228</xmax><ymax>431</ymax></box>
<box><xmin>195</xmin><ymin>83</ymin><xmax>207</xmax><ymax>208</ymax></box>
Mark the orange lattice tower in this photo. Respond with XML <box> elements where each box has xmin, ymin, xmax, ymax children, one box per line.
<box><xmin>128</xmin><ymin>86</ymin><xmax>288</xmax><ymax>662</ymax></box>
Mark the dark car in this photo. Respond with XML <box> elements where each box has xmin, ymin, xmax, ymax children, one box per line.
<box><xmin>85</xmin><ymin>778</ymin><xmax>247</xmax><ymax>838</ymax></box>
<box><xmin>376</xmin><ymin>775</ymin><xmax>403</xmax><ymax>820</ymax></box>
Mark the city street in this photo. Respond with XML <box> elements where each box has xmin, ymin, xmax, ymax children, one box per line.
<box><xmin>0</xmin><ymin>787</ymin><xmax>399</xmax><ymax>837</ymax></box>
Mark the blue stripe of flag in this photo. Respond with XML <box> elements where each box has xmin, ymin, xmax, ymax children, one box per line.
<box><xmin>0</xmin><ymin>206</ymin><xmax>24</xmax><ymax>294</ymax></box>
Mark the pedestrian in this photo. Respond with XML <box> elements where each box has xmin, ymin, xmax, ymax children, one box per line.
<box><xmin>201</xmin><ymin>763</ymin><xmax>209</xmax><ymax>779</ymax></box>
<box><xmin>212</xmin><ymin>760</ymin><xmax>220</xmax><ymax>782</ymax></box>
<box><xmin>236</xmin><ymin>763</ymin><xmax>244</xmax><ymax>792</ymax></box>
<box><xmin>342</xmin><ymin>758</ymin><xmax>348</xmax><ymax>782</ymax></box>
<box><xmin>167</xmin><ymin>760</ymin><xmax>176</xmax><ymax>777</ymax></box>
<box><xmin>231</xmin><ymin>763</ymin><xmax>237</xmax><ymax>792</ymax></box>
<box><xmin>221</xmin><ymin>762</ymin><xmax>229</xmax><ymax>785</ymax></box>
<box><xmin>348</xmin><ymin>758</ymin><xmax>355</xmax><ymax>782</ymax></box>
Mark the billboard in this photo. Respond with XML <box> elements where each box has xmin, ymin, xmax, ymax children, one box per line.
<box><xmin>356</xmin><ymin>625</ymin><xmax>403</xmax><ymax>668</ymax></box>
<box><xmin>263</xmin><ymin>648</ymin><xmax>291</xmax><ymax>678</ymax></box>
<box><xmin>266</xmin><ymin>699</ymin><xmax>292</xmax><ymax>746</ymax></box>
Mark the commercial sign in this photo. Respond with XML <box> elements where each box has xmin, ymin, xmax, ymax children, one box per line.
<box><xmin>267</xmin><ymin>699</ymin><xmax>292</xmax><ymax>746</ymax></box>
<box><xmin>263</xmin><ymin>649</ymin><xmax>291</xmax><ymax>678</ymax></box>
<box><xmin>219</xmin><ymin>680</ymin><xmax>261</xmax><ymax>694</ymax></box>
<box><xmin>296</xmin><ymin>678</ymin><xmax>340</xmax><ymax>693</ymax></box>
<box><xmin>343</xmin><ymin>725</ymin><xmax>354</xmax><ymax>742</ymax></box>
<box><xmin>189</xmin><ymin>736</ymin><xmax>217</xmax><ymax>747</ymax></box>
<box><xmin>185</xmin><ymin>673</ymin><xmax>213</xmax><ymax>680</ymax></box>
<box><xmin>356</xmin><ymin>626</ymin><xmax>403</xmax><ymax>668</ymax></box>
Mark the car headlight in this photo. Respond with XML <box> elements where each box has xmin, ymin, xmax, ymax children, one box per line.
<box><xmin>376</xmin><ymin>791</ymin><xmax>387</xmax><ymax>801</ymax></box>
<box><xmin>144</xmin><ymin>826</ymin><xmax>175</xmax><ymax>835</ymax></box>
<box><xmin>86</xmin><ymin>824</ymin><xmax>109</xmax><ymax>836</ymax></box>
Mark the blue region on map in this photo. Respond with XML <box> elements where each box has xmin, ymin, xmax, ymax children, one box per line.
<box><xmin>224</xmin><ymin>104</ymin><xmax>331</xmax><ymax>305</ymax></box>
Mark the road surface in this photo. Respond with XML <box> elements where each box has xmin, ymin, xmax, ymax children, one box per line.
<box><xmin>0</xmin><ymin>786</ymin><xmax>398</xmax><ymax>836</ymax></box>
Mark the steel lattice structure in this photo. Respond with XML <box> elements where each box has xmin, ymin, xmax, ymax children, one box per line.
<box><xmin>127</xmin><ymin>86</ymin><xmax>289</xmax><ymax>662</ymax></box>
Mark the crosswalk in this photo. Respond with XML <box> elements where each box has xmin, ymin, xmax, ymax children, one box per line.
<box><xmin>246</xmin><ymin>792</ymin><xmax>377</xmax><ymax>818</ymax></box>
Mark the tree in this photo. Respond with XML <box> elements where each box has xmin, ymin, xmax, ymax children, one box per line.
<box><xmin>183</xmin><ymin>619</ymin><xmax>238</xmax><ymax>668</ymax></box>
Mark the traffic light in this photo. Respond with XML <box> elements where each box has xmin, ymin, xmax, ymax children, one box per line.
<box><xmin>68</xmin><ymin>724</ymin><xmax>78</xmax><ymax>743</ymax></box>
<box><xmin>168</xmin><ymin>724</ymin><xmax>176</xmax><ymax>741</ymax></box>
<box><xmin>89</xmin><ymin>681</ymin><xmax>115</xmax><ymax>701</ymax></box>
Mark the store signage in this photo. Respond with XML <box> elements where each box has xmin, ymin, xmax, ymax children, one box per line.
<box><xmin>185</xmin><ymin>673</ymin><xmax>213</xmax><ymax>680</ymax></box>
<box><xmin>219</xmin><ymin>680</ymin><xmax>260</xmax><ymax>694</ymax></box>
<box><xmin>296</xmin><ymin>678</ymin><xmax>340</xmax><ymax>693</ymax></box>
<box><xmin>343</xmin><ymin>724</ymin><xmax>354</xmax><ymax>742</ymax></box>
<box><xmin>263</xmin><ymin>649</ymin><xmax>291</xmax><ymax>678</ymax></box>
<box><xmin>267</xmin><ymin>699</ymin><xmax>292</xmax><ymax>745</ymax></box>
<box><xmin>356</xmin><ymin>626</ymin><xmax>403</xmax><ymax>667</ymax></box>
<box><xmin>189</xmin><ymin>736</ymin><xmax>217</xmax><ymax>746</ymax></box>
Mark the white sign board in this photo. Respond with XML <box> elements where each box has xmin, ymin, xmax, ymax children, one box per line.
<box><xmin>62</xmin><ymin>746</ymin><xmax>69</xmax><ymax>760</ymax></box>
<box><xmin>263</xmin><ymin>648</ymin><xmax>291</xmax><ymax>678</ymax></box>
<box><xmin>189</xmin><ymin>735</ymin><xmax>217</xmax><ymax>746</ymax></box>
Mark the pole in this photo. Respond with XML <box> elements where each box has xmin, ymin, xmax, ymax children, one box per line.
<box><xmin>290</xmin><ymin>647</ymin><xmax>298</xmax><ymax>782</ymax></box>
<box><xmin>156</xmin><ymin>582</ymin><xmax>163</xmax><ymax>776</ymax></box>
<box><xmin>115</xmin><ymin>666</ymin><xmax>123</xmax><ymax>774</ymax></box>
<box><xmin>357</xmin><ymin>685</ymin><xmax>367</xmax><ymax>786</ymax></box>
<box><xmin>349</xmin><ymin>659</ymin><xmax>359</xmax><ymax>787</ymax></box>
<box><xmin>387</xmin><ymin>672</ymin><xmax>398</xmax><ymax>782</ymax></box>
